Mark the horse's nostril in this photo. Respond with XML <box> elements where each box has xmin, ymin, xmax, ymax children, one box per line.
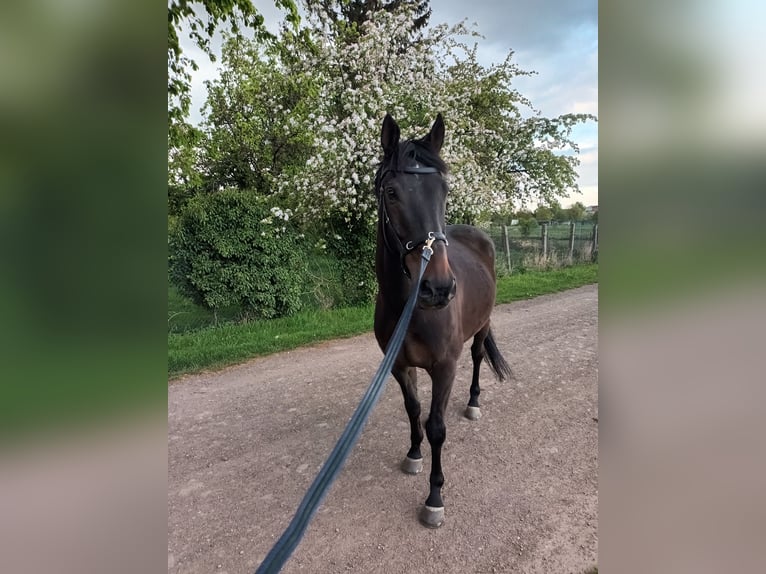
<box><xmin>419</xmin><ymin>278</ymin><xmax>455</xmax><ymax>306</ymax></box>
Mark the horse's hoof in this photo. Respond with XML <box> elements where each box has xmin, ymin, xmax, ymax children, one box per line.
<box><xmin>464</xmin><ymin>406</ymin><xmax>481</xmax><ymax>420</ymax></box>
<box><xmin>419</xmin><ymin>505</ymin><xmax>445</xmax><ymax>528</ymax></box>
<box><xmin>401</xmin><ymin>456</ymin><xmax>423</xmax><ymax>475</ymax></box>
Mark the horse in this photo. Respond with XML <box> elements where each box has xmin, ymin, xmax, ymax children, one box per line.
<box><xmin>373</xmin><ymin>113</ymin><xmax>512</xmax><ymax>528</ymax></box>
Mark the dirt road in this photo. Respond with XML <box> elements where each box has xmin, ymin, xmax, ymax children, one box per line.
<box><xmin>168</xmin><ymin>285</ymin><xmax>598</xmax><ymax>574</ymax></box>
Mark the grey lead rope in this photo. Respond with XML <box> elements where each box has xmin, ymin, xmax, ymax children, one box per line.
<box><xmin>254</xmin><ymin>242</ymin><xmax>435</xmax><ymax>574</ymax></box>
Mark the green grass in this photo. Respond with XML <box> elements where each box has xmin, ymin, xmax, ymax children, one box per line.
<box><xmin>168</xmin><ymin>263</ymin><xmax>597</xmax><ymax>379</ymax></box>
<box><xmin>168</xmin><ymin>284</ymin><xmax>241</xmax><ymax>333</ymax></box>
<box><xmin>169</xmin><ymin>306</ymin><xmax>375</xmax><ymax>378</ymax></box>
<box><xmin>495</xmin><ymin>264</ymin><xmax>598</xmax><ymax>303</ymax></box>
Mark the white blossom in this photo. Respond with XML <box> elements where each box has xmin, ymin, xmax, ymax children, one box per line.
<box><xmin>264</xmin><ymin>3</ymin><xmax>586</xmax><ymax>228</ymax></box>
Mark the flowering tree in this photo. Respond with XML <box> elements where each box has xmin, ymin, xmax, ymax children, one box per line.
<box><xmin>167</xmin><ymin>0</ymin><xmax>300</xmax><ymax>148</ymax></box>
<box><xmin>308</xmin><ymin>0</ymin><xmax>432</xmax><ymax>34</ymax></box>
<box><xmin>181</xmin><ymin>1</ymin><xmax>594</xmax><ymax>305</ymax></box>
<box><xmin>261</xmin><ymin>3</ymin><xmax>593</xmax><ymax>229</ymax></box>
<box><xmin>199</xmin><ymin>36</ymin><xmax>317</xmax><ymax>194</ymax></box>
<box><xmin>196</xmin><ymin>3</ymin><xmax>592</xmax><ymax>226</ymax></box>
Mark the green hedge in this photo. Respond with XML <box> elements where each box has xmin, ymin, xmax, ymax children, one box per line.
<box><xmin>169</xmin><ymin>190</ymin><xmax>304</xmax><ymax>320</ymax></box>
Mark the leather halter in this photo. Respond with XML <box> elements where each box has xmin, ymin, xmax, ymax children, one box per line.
<box><xmin>377</xmin><ymin>165</ymin><xmax>449</xmax><ymax>278</ymax></box>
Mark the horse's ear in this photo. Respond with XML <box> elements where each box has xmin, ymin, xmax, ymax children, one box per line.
<box><xmin>381</xmin><ymin>113</ymin><xmax>400</xmax><ymax>157</ymax></box>
<box><xmin>427</xmin><ymin>113</ymin><xmax>445</xmax><ymax>154</ymax></box>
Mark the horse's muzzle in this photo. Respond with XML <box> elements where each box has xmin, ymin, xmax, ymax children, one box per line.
<box><xmin>418</xmin><ymin>276</ymin><xmax>457</xmax><ymax>309</ymax></box>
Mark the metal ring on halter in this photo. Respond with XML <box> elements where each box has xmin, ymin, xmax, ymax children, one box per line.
<box><xmin>404</xmin><ymin>232</ymin><xmax>448</xmax><ymax>255</ymax></box>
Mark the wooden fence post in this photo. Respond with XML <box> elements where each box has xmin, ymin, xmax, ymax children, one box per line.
<box><xmin>591</xmin><ymin>223</ymin><xmax>599</xmax><ymax>262</ymax></box>
<box><xmin>568</xmin><ymin>222</ymin><xmax>576</xmax><ymax>260</ymax></box>
<box><xmin>541</xmin><ymin>223</ymin><xmax>548</xmax><ymax>258</ymax></box>
<box><xmin>502</xmin><ymin>225</ymin><xmax>512</xmax><ymax>272</ymax></box>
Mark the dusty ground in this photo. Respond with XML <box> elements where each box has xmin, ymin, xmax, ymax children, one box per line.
<box><xmin>168</xmin><ymin>285</ymin><xmax>598</xmax><ymax>574</ymax></box>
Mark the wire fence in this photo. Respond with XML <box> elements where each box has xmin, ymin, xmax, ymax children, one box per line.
<box><xmin>485</xmin><ymin>222</ymin><xmax>599</xmax><ymax>274</ymax></box>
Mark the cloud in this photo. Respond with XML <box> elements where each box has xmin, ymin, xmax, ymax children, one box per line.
<box><xmin>438</xmin><ymin>0</ymin><xmax>598</xmax><ymax>165</ymax></box>
<box><xmin>579</xmin><ymin>149</ymin><xmax>599</xmax><ymax>165</ymax></box>
<box><xmin>438</xmin><ymin>0</ymin><xmax>597</xmax><ymax>56</ymax></box>
<box><xmin>572</xmin><ymin>98</ymin><xmax>598</xmax><ymax>115</ymax></box>
<box><xmin>576</xmin><ymin>185</ymin><xmax>599</xmax><ymax>207</ymax></box>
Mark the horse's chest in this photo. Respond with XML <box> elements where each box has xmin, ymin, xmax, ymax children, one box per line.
<box><xmin>401</xmin><ymin>337</ymin><xmax>435</xmax><ymax>368</ymax></box>
<box><xmin>401</xmin><ymin>321</ymin><xmax>461</xmax><ymax>369</ymax></box>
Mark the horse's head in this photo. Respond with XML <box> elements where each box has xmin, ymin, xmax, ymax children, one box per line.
<box><xmin>375</xmin><ymin>113</ymin><xmax>456</xmax><ymax>310</ymax></box>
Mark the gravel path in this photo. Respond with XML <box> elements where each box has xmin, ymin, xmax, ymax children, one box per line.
<box><xmin>168</xmin><ymin>285</ymin><xmax>598</xmax><ymax>573</ymax></box>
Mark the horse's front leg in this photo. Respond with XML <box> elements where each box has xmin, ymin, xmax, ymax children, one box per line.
<box><xmin>420</xmin><ymin>361</ymin><xmax>456</xmax><ymax>528</ymax></box>
<box><xmin>392</xmin><ymin>365</ymin><xmax>424</xmax><ymax>475</ymax></box>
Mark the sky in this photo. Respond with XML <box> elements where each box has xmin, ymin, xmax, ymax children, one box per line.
<box><xmin>183</xmin><ymin>0</ymin><xmax>599</xmax><ymax>208</ymax></box>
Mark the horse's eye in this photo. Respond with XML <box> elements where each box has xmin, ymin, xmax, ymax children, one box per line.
<box><xmin>385</xmin><ymin>186</ymin><xmax>397</xmax><ymax>199</ymax></box>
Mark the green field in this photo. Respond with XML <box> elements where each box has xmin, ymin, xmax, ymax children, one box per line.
<box><xmin>169</xmin><ymin>263</ymin><xmax>597</xmax><ymax>378</ymax></box>
<box><xmin>485</xmin><ymin>223</ymin><xmax>598</xmax><ymax>272</ymax></box>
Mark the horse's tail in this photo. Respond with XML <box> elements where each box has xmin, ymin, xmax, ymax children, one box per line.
<box><xmin>484</xmin><ymin>328</ymin><xmax>513</xmax><ymax>381</ymax></box>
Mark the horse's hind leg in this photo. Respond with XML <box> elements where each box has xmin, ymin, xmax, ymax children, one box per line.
<box><xmin>465</xmin><ymin>324</ymin><xmax>490</xmax><ymax>421</ymax></box>
<box><xmin>393</xmin><ymin>366</ymin><xmax>424</xmax><ymax>475</ymax></box>
<box><xmin>419</xmin><ymin>361</ymin><xmax>456</xmax><ymax>528</ymax></box>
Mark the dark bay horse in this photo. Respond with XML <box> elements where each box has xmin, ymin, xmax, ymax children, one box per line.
<box><xmin>373</xmin><ymin>113</ymin><xmax>512</xmax><ymax>528</ymax></box>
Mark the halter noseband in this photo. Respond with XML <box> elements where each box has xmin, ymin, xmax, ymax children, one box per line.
<box><xmin>378</xmin><ymin>165</ymin><xmax>449</xmax><ymax>278</ymax></box>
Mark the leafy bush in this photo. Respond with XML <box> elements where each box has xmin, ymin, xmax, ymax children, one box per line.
<box><xmin>297</xmin><ymin>250</ymin><xmax>349</xmax><ymax>310</ymax></box>
<box><xmin>323</xmin><ymin>214</ymin><xmax>377</xmax><ymax>306</ymax></box>
<box><xmin>169</xmin><ymin>190</ymin><xmax>304</xmax><ymax>319</ymax></box>
<box><xmin>519</xmin><ymin>216</ymin><xmax>539</xmax><ymax>237</ymax></box>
